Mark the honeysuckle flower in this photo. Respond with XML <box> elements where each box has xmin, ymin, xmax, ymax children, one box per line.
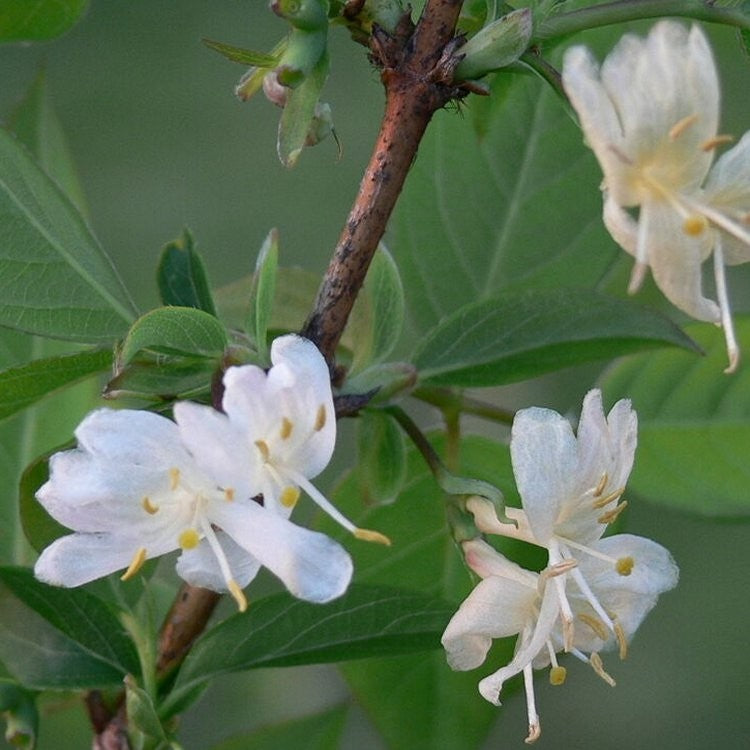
<box><xmin>443</xmin><ymin>535</ymin><xmax>677</xmax><ymax>743</ymax></box>
<box><xmin>562</xmin><ymin>21</ymin><xmax>750</xmax><ymax>372</ymax></box>
<box><xmin>35</xmin><ymin>335</ymin><xmax>385</xmax><ymax>608</ymax></box>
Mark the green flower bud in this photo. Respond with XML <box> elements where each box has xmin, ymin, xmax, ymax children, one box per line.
<box><xmin>271</xmin><ymin>0</ymin><xmax>329</xmax><ymax>31</ymax></box>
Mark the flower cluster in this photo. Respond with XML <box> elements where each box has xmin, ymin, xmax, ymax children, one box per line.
<box><xmin>562</xmin><ymin>21</ymin><xmax>750</xmax><ymax>372</ymax></box>
<box><xmin>441</xmin><ymin>390</ymin><xmax>678</xmax><ymax>743</ymax></box>
<box><xmin>35</xmin><ymin>335</ymin><xmax>386</xmax><ymax>610</ymax></box>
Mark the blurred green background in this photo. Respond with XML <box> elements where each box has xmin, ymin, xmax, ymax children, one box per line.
<box><xmin>1</xmin><ymin>2</ymin><xmax>749</xmax><ymax>748</ymax></box>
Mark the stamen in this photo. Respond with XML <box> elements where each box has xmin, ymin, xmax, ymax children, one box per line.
<box><xmin>255</xmin><ymin>439</ymin><xmax>270</xmax><ymax>462</ymax></box>
<box><xmin>668</xmin><ymin>113</ymin><xmax>698</xmax><ymax>140</ymax></box>
<box><xmin>280</xmin><ymin>417</ymin><xmax>293</xmax><ymax>440</ymax></box>
<box><xmin>593</xmin><ymin>472</ymin><xmax>608</xmax><ymax>497</ymax></box>
<box><xmin>701</xmin><ymin>134</ymin><xmax>733</xmax><ymax>151</ymax></box>
<box><xmin>280</xmin><ymin>485</ymin><xmax>301</xmax><ymax>508</ymax></box>
<box><xmin>615</xmin><ymin>556</ymin><xmax>634</xmax><ymax>576</ymax></box>
<box><xmin>169</xmin><ymin>467</ymin><xmax>180</xmax><ymax>491</ymax></box>
<box><xmin>522</xmin><ymin>663</ymin><xmax>541</xmax><ymax>745</ymax></box>
<box><xmin>549</xmin><ymin>666</ymin><xmax>567</xmax><ymax>686</ymax></box>
<box><xmin>614</xmin><ymin>620</ymin><xmax>628</xmax><ymax>660</ymax></box>
<box><xmin>314</xmin><ymin>404</ymin><xmax>327</xmax><ymax>432</ymax></box>
<box><xmin>354</xmin><ymin>528</ymin><xmax>392</xmax><ymax>546</ymax></box>
<box><xmin>228</xmin><ymin>579</ymin><xmax>248</xmax><ymax>612</ymax></box>
<box><xmin>545</xmin><ymin>559</ymin><xmax>578</xmax><ymax>578</ymax></box>
<box><xmin>121</xmin><ymin>547</ymin><xmax>147</xmax><ymax>581</ymax></box>
<box><xmin>224</xmin><ymin>487</ymin><xmax>235</xmax><ymax>501</ymax></box>
<box><xmin>714</xmin><ymin>239</ymin><xmax>741</xmax><ymax>374</ymax></box>
<box><xmin>142</xmin><ymin>496</ymin><xmax>159</xmax><ymax>514</ymax></box>
<box><xmin>179</xmin><ymin>528</ymin><xmax>201</xmax><ymax>550</ymax></box>
<box><xmin>589</xmin><ymin>652</ymin><xmax>616</xmax><ymax>687</ymax></box>
<box><xmin>578</xmin><ymin>612</ymin><xmax>608</xmax><ymax>640</ymax></box>
<box><xmin>598</xmin><ymin>500</ymin><xmax>628</xmax><ymax>524</ymax></box>
<box><xmin>592</xmin><ymin>487</ymin><xmax>623</xmax><ymax>509</ymax></box>
<box><xmin>683</xmin><ymin>215</ymin><xmax>708</xmax><ymax>236</ymax></box>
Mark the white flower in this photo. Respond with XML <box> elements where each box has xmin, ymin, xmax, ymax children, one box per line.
<box><xmin>562</xmin><ymin>21</ymin><xmax>750</xmax><ymax>372</ymax></box>
<box><xmin>443</xmin><ymin>535</ymin><xmax>677</xmax><ymax>744</ymax></box>
<box><xmin>34</xmin><ymin>335</ymin><xmax>385</xmax><ymax>609</ymax></box>
<box><xmin>452</xmin><ymin>390</ymin><xmax>678</xmax><ymax>740</ymax></box>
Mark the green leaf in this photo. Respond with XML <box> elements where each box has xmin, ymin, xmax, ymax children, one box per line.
<box><xmin>0</xmin><ymin>567</ymin><xmax>138</xmax><ymax>689</ymax></box>
<box><xmin>392</xmin><ymin>70</ymin><xmax>621</xmax><ymax>336</ymax></box>
<box><xmin>0</xmin><ymin>348</ymin><xmax>111</xmax><ymax>422</ymax></box>
<box><xmin>125</xmin><ymin>676</ymin><xmax>169</xmax><ymax>744</ymax></box>
<box><xmin>601</xmin><ymin>318</ymin><xmax>750</xmax><ymax>517</ymax></box>
<box><xmin>246</xmin><ymin>229</ymin><xmax>279</xmax><ymax>363</ymax></box>
<box><xmin>278</xmin><ymin>52</ymin><xmax>329</xmax><ymax>167</ymax></box>
<box><xmin>119</xmin><ymin>307</ymin><xmax>228</xmax><ymax>365</ymax></box>
<box><xmin>349</xmin><ymin>244</ymin><xmax>405</xmax><ymax>373</ymax></box>
<box><xmin>9</xmin><ymin>71</ymin><xmax>87</xmax><ymax>215</ymax></box>
<box><xmin>157</xmin><ymin>229</ymin><xmax>217</xmax><ymax>315</ymax></box>
<box><xmin>208</xmin><ymin>704</ymin><xmax>348</xmax><ymax>750</ymax></box>
<box><xmin>202</xmin><ymin>38</ymin><xmax>279</xmax><ymax>67</ymax></box>
<box><xmin>356</xmin><ymin>409</ymin><xmax>407</xmax><ymax>504</ymax></box>
<box><xmin>326</xmin><ymin>435</ymin><xmax>530</xmax><ymax>749</ymax></box>
<box><xmin>163</xmin><ymin>584</ymin><xmax>454</xmax><ymax>718</ymax></box>
<box><xmin>414</xmin><ymin>288</ymin><xmax>698</xmax><ymax>387</ymax></box>
<box><xmin>104</xmin><ymin>356</ymin><xmax>216</xmax><ymax>401</ymax></box>
<box><xmin>0</xmin><ymin>127</ymin><xmax>136</xmax><ymax>341</ymax></box>
<box><xmin>0</xmin><ymin>0</ymin><xmax>88</xmax><ymax>43</ymax></box>
<box><xmin>0</xmin><ymin>679</ymin><xmax>38</xmax><ymax>749</ymax></box>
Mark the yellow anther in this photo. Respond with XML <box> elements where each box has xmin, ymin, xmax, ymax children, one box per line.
<box><xmin>701</xmin><ymin>134</ymin><xmax>734</xmax><ymax>151</ymax></box>
<box><xmin>593</xmin><ymin>472</ymin><xmax>608</xmax><ymax>497</ymax></box>
<box><xmin>255</xmin><ymin>439</ymin><xmax>270</xmax><ymax>462</ymax></box>
<box><xmin>683</xmin><ymin>215</ymin><xmax>708</xmax><ymax>236</ymax></box>
<box><xmin>142</xmin><ymin>496</ymin><xmax>159</xmax><ymax>515</ymax></box>
<box><xmin>120</xmin><ymin>547</ymin><xmax>147</xmax><ymax>581</ymax></box>
<box><xmin>616</xmin><ymin>556</ymin><xmax>634</xmax><ymax>576</ymax></box>
<box><xmin>578</xmin><ymin>612</ymin><xmax>609</xmax><ymax>640</ymax></box>
<box><xmin>169</xmin><ymin>467</ymin><xmax>180</xmax><ymax>491</ymax></box>
<box><xmin>592</xmin><ymin>487</ymin><xmax>624</xmax><ymax>509</ymax></box>
<box><xmin>668</xmin><ymin>113</ymin><xmax>699</xmax><ymax>140</ymax></box>
<box><xmin>525</xmin><ymin>723</ymin><xmax>541</xmax><ymax>745</ymax></box>
<box><xmin>354</xmin><ymin>528</ymin><xmax>392</xmax><ymax>546</ymax></box>
<box><xmin>549</xmin><ymin>666</ymin><xmax>567</xmax><ymax>686</ymax></box>
<box><xmin>614</xmin><ymin>620</ymin><xmax>628</xmax><ymax>660</ymax></box>
<box><xmin>314</xmin><ymin>404</ymin><xmax>327</xmax><ymax>432</ymax></box>
<box><xmin>178</xmin><ymin>528</ymin><xmax>201</xmax><ymax>550</ymax></box>
<box><xmin>589</xmin><ymin>652</ymin><xmax>616</xmax><ymax>687</ymax></box>
<box><xmin>597</xmin><ymin>500</ymin><xmax>629</xmax><ymax>525</ymax></box>
<box><xmin>224</xmin><ymin>487</ymin><xmax>235</xmax><ymax>501</ymax></box>
<box><xmin>280</xmin><ymin>485</ymin><xmax>301</xmax><ymax>508</ymax></box>
<box><xmin>280</xmin><ymin>417</ymin><xmax>294</xmax><ymax>440</ymax></box>
<box><xmin>228</xmin><ymin>579</ymin><xmax>248</xmax><ymax>613</ymax></box>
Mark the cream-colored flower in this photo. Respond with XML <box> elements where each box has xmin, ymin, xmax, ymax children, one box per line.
<box><xmin>563</xmin><ymin>21</ymin><xmax>750</xmax><ymax>372</ymax></box>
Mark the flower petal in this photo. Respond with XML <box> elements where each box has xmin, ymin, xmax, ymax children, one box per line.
<box><xmin>176</xmin><ymin>531</ymin><xmax>262</xmax><ymax>591</ymax></box>
<box><xmin>442</xmin><ymin>575</ymin><xmax>537</xmax><ymax>672</ymax></box>
<box><xmin>212</xmin><ymin>500</ymin><xmax>352</xmax><ymax>603</ymax></box>
<box><xmin>510</xmin><ymin>407</ymin><xmax>578</xmax><ymax>544</ymax></box>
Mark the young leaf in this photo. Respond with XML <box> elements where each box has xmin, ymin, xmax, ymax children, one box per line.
<box><xmin>208</xmin><ymin>704</ymin><xmax>348</xmax><ymax>750</ymax></box>
<box><xmin>202</xmin><ymin>38</ymin><xmax>279</xmax><ymax>67</ymax></box>
<box><xmin>356</xmin><ymin>409</ymin><xmax>407</xmax><ymax>504</ymax></box>
<box><xmin>0</xmin><ymin>0</ymin><xmax>89</xmax><ymax>43</ymax></box>
<box><xmin>104</xmin><ymin>357</ymin><xmax>217</xmax><ymax>401</ymax></box>
<box><xmin>0</xmin><ymin>128</ymin><xmax>136</xmax><ymax>341</ymax></box>
<box><xmin>278</xmin><ymin>52</ymin><xmax>329</xmax><ymax>167</ymax></box>
<box><xmin>0</xmin><ymin>348</ymin><xmax>111</xmax><ymax>422</ymax></box>
<box><xmin>163</xmin><ymin>584</ymin><xmax>455</xmax><ymax>718</ymax></box>
<box><xmin>157</xmin><ymin>229</ymin><xmax>217</xmax><ymax>315</ymax></box>
<box><xmin>414</xmin><ymin>288</ymin><xmax>699</xmax><ymax>387</ymax></box>
<box><xmin>119</xmin><ymin>307</ymin><xmax>228</xmax><ymax>365</ymax></box>
<box><xmin>349</xmin><ymin>244</ymin><xmax>405</xmax><ymax>374</ymax></box>
<box><xmin>601</xmin><ymin>318</ymin><xmax>750</xmax><ymax>517</ymax></box>
<box><xmin>0</xmin><ymin>567</ymin><xmax>138</xmax><ymax>689</ymax></box>
<box><xmin>246</xmin><ymin>228</ymin><xmax>279</xmax><ymax>363</ymax></box>
<box><xmin>125</xmin><ymin>676</ymin><xmax>170</xmax><ymax>745</ymax></box>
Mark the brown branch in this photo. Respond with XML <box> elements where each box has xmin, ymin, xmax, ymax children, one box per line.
<box><xmin>301</xmin><ymin>0</ymin><xmax>466</xmax><ymax>367</ymax></box>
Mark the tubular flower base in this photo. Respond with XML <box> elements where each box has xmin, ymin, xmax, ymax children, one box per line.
<box><xmin>445</xmin><ymin>390</ymin><xmax>678</xmax><ymax>742</ymax></box>
<box><xmin>33</xmin><ymin>335</ymin><xmax>385</xmax><ymax>608</ymax></box>
<box><xmin>562</xmin><ymin>21</ymin><xmax>750</xmax><ymax>372</ymax></box>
